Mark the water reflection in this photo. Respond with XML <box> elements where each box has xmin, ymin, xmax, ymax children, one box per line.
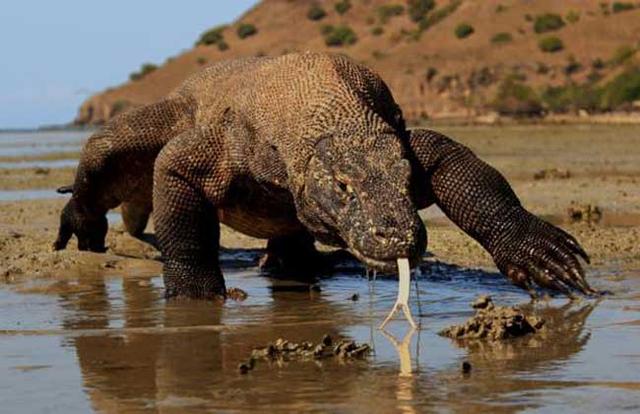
<box><xmin>55</xmin><ymin>262</ymin><xmax>355</xmax><ymax>411</ymax></box>
<box><xmin>45</xmin><ymin>261</ymin><xmax>605</xmax><ymax>412</ymax></box>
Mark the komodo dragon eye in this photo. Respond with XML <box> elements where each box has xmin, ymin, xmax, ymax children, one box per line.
<box><xmin>334</xmin><ymin>174</ymin><xmax>354</xmax><ymax>195</ymax></box>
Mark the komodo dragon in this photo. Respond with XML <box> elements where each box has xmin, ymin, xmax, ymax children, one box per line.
<box><xmin>54</xmin><ymin>52</ymin><xmax>595</xmax><ymax>298</ymax></box>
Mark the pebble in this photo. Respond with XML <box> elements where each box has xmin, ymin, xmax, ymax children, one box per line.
<box><xmin>462</xmin><ymin>361</ymin><xmax>472</xmax><ymax>374</ymax></box>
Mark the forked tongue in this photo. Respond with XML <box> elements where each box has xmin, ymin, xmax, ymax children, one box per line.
<box><xmin>379</xmin><ymin>258</ymin><xmax>418</xmax><ymax>329</ymax></box>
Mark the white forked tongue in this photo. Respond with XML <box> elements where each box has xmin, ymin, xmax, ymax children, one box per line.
<box><xmin>379</xmin><ymin>258</ymin><xmax>418</xmax><ymax>329</ymax></box>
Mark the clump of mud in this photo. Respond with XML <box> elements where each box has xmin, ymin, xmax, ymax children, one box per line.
<box><xmin>439</xmin><ymin>296</ymin><xmax>544</xmax><ymax>341</ymax></box>
<box><xmin>567</xmin><ymin>202</ymin><xmax>602</xmax><ymax>224</ymax></box>
<box><xmin>238</xmin><ymin>335</ymin><xmax>371</xmax><ymax>374</ymax></box>
<box><xmin>533</xmin><ymin>168</ymin><xmax>571</xmax><ymax>180</ymax></box>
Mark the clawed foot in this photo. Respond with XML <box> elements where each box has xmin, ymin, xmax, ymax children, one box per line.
<box><xmin>493</xmin><ymin>209</ymin><xmax>599</xmax><ymax>297</ymax></box>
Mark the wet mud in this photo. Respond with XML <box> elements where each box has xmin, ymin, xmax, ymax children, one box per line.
<box><xmin>240</xmin><ymin>335</ymin><xmax>371</xmax><ymax>374</ymax></box>
<box><xmin>439</xmin><ymin>296</ymin><xmax>544</xmax><ymax>341</ymax></box>
<box><xmin>1</xmin><ymin>125</ymin><xmax>639</xmax><ymax>412</ymax></box>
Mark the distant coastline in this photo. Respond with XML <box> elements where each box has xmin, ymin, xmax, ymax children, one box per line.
<box><xmin>0</xmin><ymin>123</ymin><xmax>96</xmax><ymax>133</ymax></box>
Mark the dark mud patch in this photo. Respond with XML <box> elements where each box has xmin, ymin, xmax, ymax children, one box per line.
<box><xmin>239</xmin><ymin>335</ymin><xmax>371</xmax><ymax>374</ymax></box>
<box><xmin>533</xmin><ymin>168</ymin><xmax>572</xmax><ymax>180</ymax></box>
<box><xmin>439</xmin><ymin>296</ymin><xmax>544</xmax><ymax>341</ymax></box>
<box><xmin>567</xmin><ymin>203</ymin><xmax>603</xmax><ymax>224</ymax></box>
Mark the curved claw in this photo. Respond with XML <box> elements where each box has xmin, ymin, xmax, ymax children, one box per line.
<box><xmin>496</xmin><ymin>212</ymin><xmax>595</xmax><ymax>297</ymax></box>
<box><xmin>551</xmin><ymin>245</ymin><xmax>598</xmax><ymax>295</ymax></box>
<box><xmin>526</xmin><ymin>262</ymin><xmax>572</xmax><ymax>296</ymax></box>
<box><xmin>505</xmin><ymin>265</ymin><xmax>532</xmax><ymax>291</ymax></box>
<box><xmin>552</xmin><ymin>225</ymin><xmax>590</xmax><ymax>264</ymax></box>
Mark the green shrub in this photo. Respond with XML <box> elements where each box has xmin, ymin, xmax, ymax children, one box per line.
<box><xmin>217</xmin><ymin>41</ymin><xmax>229</xmax><ymax>51</ymax></box>
<box><xmin>196</xmin><ymin>57</ymin><xmax>207</xmax><ymax>65</ymax></box>
<box><xmin>491</xmin><ymin>32</ymin><xmax>513</xmax><ymax>44</ymax></box>
<box><xmin>587</xmin><ymin>71</ymin><xmax>603</xmax><ymax>83</ymax></box>
<box><xmin>407</xmin><ymin>0</ymin><xmax>435</xmax><ymax>22</ymax></box>
<box><xmin>536</xmin><ymin>62</ymin><xmax>550</xmax><ymax>74</ymax></box>
<box><xmin>371</xmin><ymin>26</ymin><xmax>384</xmax><ymax>36</ymax></box>
<box><xmin>372</xmin><ymin>50</ymin><xmax>386</xmax><ymax>60</ymax></box>
<box><xmin>196</xmin><ymin>25</ymin><xmax>226</xmax><ymax>46</ymax></box>
<box><xmin>592</xmin><ymin>58</ymin><xmax>606</xmax><ymax>69</ymax></box>
<box><xmin>610</xmin><ymin>45</ymin><xmax>636</xmax><ymax>66</ymax></box>
<box><xmin>454</xmin><ymin>23</ymin><xmax>474</xmax><ymax>39</ymax></box>
<box><xmin>495</xmin><ymin>4</ymin><xmax>507</xmax><ymax>13</ymax></box>
<box><xmin>377</xmin><ymin>4</ymin><xmax>404</xmax><ymax>23</ymax></box>
<box><xmin>418</xmin><ymin>0</ymin><xmax>462</xmax><ymax>32</ymax></box>
<box><xmin>533</xmin><ymin>13</ymin><xmax>565</xmax><ymax>33</ymax></box>
<box><xmin>307</xmin><ymin>4</ymin><xmax>327</xmax><ymax>20</ymax></box>
<box><xmin>335</xmin><ymin>0</ymin><xmax>351</xmax><ymax>15</ymax></box>
<box><xmin>542</xmin><ymin>83</ymin><xmax>602</xmax><ymax>112</ymax></box>
<box><xmin>110</xmin><ymin>100</ymin><xmax>131</xmax><ymax>116</ymax></box>
<box><xmin>468</xmin><ymin>66</ymin><xmax>495</xmax><ymax>87</ymax></box>
<box><xmin>564</xmin><ymin>56</ymin><xmax>582</xmax><ymax>75</ymax></box>
<box><xmin>323</xmin><ymin>25</ymin><xmax>358</xmax><ymax>46</ymax></box>
<box><xmin>566</xmin><ymin>10</ymin><xmax>580</xmax><ymax>23</ymax></box>
<box><xmin>538</xmin><ymin>36</ymin><xmax>564</xmax><ymax>53</ymax></box>
<box><xmin>237</xmin><ymin>23</ymin><xmax>257</xmax><ymax>39</ymax></box>
<box><xmin>612</xmin><ymin>2</ymin><xmax>635</xmax><ymax>12</ymax></box>
<box><xmin>600</xmin><ymin>67</ymin><xmax>640</xmax><ymax>109</ymax></box>
<box><xmin>129</xmin><ymin>63</ymin><xmax>158</xmax><ymax>81</ymax></box>
<box><xmin>492</xmin><ymin>76</ymin><xmax>543</xmax><ymax>116</ymax></box>
<box><xmin>321</xmin><ymin>24</ymin><xmax>334</xmax><ymax>35</ymax></box>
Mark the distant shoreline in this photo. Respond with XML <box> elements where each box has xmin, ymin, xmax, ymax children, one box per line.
<box><xmin>3</xmin><ymin>111</ymin><xmax>639</xmax><ymax>133</ymax></box>
<box><xmin>412</xmin><ymin>111</ymin><xmax>640</xmax><ymax>127</ymax></box>
<box><xmin>0</xmin><ymin>124</ymin><xmax>96</xmax><ymax>133</ymax></box>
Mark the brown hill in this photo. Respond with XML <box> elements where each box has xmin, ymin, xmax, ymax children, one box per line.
<box><xmin>76</xmin><ymin>0</ymin><xmax>640</xmax><ymax>125</ymax></box>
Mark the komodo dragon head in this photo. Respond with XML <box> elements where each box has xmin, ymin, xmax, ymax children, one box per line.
<box><xmin>299</xmin><ymin>131</ymin><xmax>426</xmax><ymax>272</ymax></box>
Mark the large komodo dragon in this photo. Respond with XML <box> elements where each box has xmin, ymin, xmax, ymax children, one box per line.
<box><xmin>54</xmin><ymin>52</ymin><xmax>596</xmax><ymax>298</ymax></box>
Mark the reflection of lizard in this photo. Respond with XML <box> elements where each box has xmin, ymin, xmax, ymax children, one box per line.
<box><xmin>55</xmin><ymin>52</ymin><xmax>594</xmax><ymax>299</ymax></box>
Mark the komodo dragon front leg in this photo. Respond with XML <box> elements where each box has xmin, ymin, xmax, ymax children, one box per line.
<box><xmin>153</xmin><ymin>126</ymin><xmax>233</xmax><ymax>298</ymax></box>
<box><xmin>408</xmin><ymin>129</ymin><xmax>597</xmax><ymax>295</ymax></box>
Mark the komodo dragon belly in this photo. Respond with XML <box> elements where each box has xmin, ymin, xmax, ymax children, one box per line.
<box><xmin>217</xmin><ymin>180</ymin><xmax>304</xmax><ymax>239</ymax></box>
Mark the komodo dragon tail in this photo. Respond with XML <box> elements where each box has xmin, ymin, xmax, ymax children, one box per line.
<box><xmin>57</xmin><ymin>185</ymin><xmax>73</xmax><ymax>194</ymax></box>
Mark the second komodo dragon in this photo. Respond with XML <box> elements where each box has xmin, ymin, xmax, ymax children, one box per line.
<box><xmin>54</xmin><ymin>52</ymin><xmax>595</xmax><ymax>298</ymax></box>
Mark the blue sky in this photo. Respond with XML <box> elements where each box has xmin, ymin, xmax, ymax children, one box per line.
<box><xmin>0</xmin><ymin>0</ymin><xmax>257</xmax><ymax>129</ymax></box>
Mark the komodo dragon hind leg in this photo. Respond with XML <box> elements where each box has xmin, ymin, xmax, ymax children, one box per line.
<box><xmin>260</xmin><ymin>232</ymin><xmax>357</xmax><ymax>278</ymax></box>
<box><xmin>121</xmin><ymin>200</ymin><xmax>152</xmax><ymax>238</ymax></box>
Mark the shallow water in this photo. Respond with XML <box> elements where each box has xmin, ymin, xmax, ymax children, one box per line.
<box><xmin>0</xmin><ymin>188</ymin><xmax>66</xmax><ymax>201</ymax></box>
<box><xmin>0</xmin><ymin>130</ymin><xmax>87</xmax><ymax>158</ymax></box>
<box><xmin>0</xmin><ymin>159</ymin><xmax>78</xmax><ymax>169</ymax></box>
<box><xmin>1</xmin><ymin>250</ymin><xmax>638</xmax><ymax>413</ymax></box>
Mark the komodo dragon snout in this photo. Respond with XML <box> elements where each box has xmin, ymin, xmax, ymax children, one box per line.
<box><xmin>300</xmin><ymin>132</ymin><xmax>426</xmax><ymax>271</ymax></box>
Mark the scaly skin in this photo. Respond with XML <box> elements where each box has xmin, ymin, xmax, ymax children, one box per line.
<box><xmin>55</xmin><ymin>52</ymin><xmax>594</xmax><ymax>298</ymax></box>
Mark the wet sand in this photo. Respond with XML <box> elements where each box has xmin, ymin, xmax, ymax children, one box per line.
<box><xmin>1</xmin><ymin>125</ymin><xmax>639</xmax><ymax>412</ymax></box>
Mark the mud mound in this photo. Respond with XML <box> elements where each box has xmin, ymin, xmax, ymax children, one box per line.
<box><xmin>238</xmin><ymin>335</ymin><xmax>371</xmax><ymax>373</ymax></box>
<box><xmin>439</xmin><ymin>296</ymin><xmax>545</xmax><ymax>341</ymax></box>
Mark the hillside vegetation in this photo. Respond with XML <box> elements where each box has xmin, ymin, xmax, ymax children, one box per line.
<box><xmin>76</xmin><ymin>0</ymin><xmax>640</xmax><ymax>125</ymax></box>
